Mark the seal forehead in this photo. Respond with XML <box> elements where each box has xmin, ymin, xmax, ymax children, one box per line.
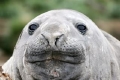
<box><xmin>31</xmin><ymin>9</ymin><xmax>87</xmax><ymax>24</ymax></box>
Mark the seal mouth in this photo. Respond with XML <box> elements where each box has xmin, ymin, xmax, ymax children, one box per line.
<box><xmin>25</xmin><ymin>50</ymin><xmax>85</xmax><ymax>64</ymax></box>
<box><xmin>28</xmin><ymin>57</ymin><xmax>81</xmax><ymax>64</ymax></box>
<box><xmin>26</xmin><ymin>57</ymin><xmax>83</xmax><ymax>64</ymax></box>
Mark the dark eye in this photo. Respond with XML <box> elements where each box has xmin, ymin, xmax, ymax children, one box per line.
<box><xmin>76</xmin><ymin>24</ymin><xmax>87</xmax><ymax>35</ymax></box>
<box><xmin>28</xmin><ymin>23</ymin><xmax>39</xmax><ymax>35</ymax></box>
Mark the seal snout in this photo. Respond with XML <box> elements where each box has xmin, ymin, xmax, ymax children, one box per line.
<box><xmin>40</xmin><ymin>22</ymin><xmax>68</xmax><ymax>49</ymax></box>
<box><xmin>41</xmin><ymin>33</ymin><xmax>64</xmax><ymax>48</ymax></box>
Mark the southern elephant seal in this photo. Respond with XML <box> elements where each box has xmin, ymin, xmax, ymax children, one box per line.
<box><xmin>1</xmin><ymin>9</ymin><xmax>120</xmax><ymax>80</ymax></box>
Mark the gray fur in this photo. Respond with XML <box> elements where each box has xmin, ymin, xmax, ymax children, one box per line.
<box><xmin>2</xmin><ymin>9</ymin><xmax>120</xmax><ymax>80</ymax></box>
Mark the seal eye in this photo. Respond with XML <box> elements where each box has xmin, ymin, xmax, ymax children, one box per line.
<box><xmin>76</xmin><ymin>24</ymin><xmax>87</xmax><ymax>35</ymax></box>
<box><xmin>28</xmin><ymin>23</ymin><xmax>39</xmax><ymax>35</ymax></box>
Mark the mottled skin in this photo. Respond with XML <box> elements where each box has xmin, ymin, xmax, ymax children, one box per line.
<box><xmin>2</xmin><ymin>9</ymin><xmax>120</xmax><ymax>80</ymax></box>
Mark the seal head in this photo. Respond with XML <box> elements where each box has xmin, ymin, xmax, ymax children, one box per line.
<box><xmin>23</xmin><ymin>10</ymin><xmax>88</xmax><ymax>80</ymax></box>
<box><xmin>3</xmin><ymin>9</ymin><xmax>120</xmax><ymax>80</ymax></box>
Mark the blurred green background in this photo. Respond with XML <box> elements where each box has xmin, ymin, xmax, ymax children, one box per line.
<box><xmin>0</xmin><ymin>0</ymin><xmax>120</xmax><ymax>57</ymax></box>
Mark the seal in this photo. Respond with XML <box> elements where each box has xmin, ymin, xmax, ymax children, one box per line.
<box><xmin>1</xmin><ymin>9</ymin><xmax>120</xmax><ymax>80</ymax></box>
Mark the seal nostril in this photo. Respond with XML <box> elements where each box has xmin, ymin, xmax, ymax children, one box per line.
<box><xmin>55</xmin><ymin>34</ymin><xmax>64</xmax><ymax>46</ymax></box>
<box><xmin>55</xmin><ymin>37</ymin><xmax>59</xmax><ymax>46</ymax></box>
<box><xmin>41</xmin><ymin>34</ymin><xmax>49</xmax><ymax>45</ymax></box>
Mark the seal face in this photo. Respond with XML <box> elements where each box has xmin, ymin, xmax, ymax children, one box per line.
<box><xmin>23</xmin><ymin>11</ymin><xmax>88</xmax><ymax>79</ymax></box>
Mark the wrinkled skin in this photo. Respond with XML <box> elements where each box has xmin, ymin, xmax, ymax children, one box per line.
<box><xmin>2</xmin><ymin>9</ymin><xmax>120</xmax><ymax>80</ymax></box>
